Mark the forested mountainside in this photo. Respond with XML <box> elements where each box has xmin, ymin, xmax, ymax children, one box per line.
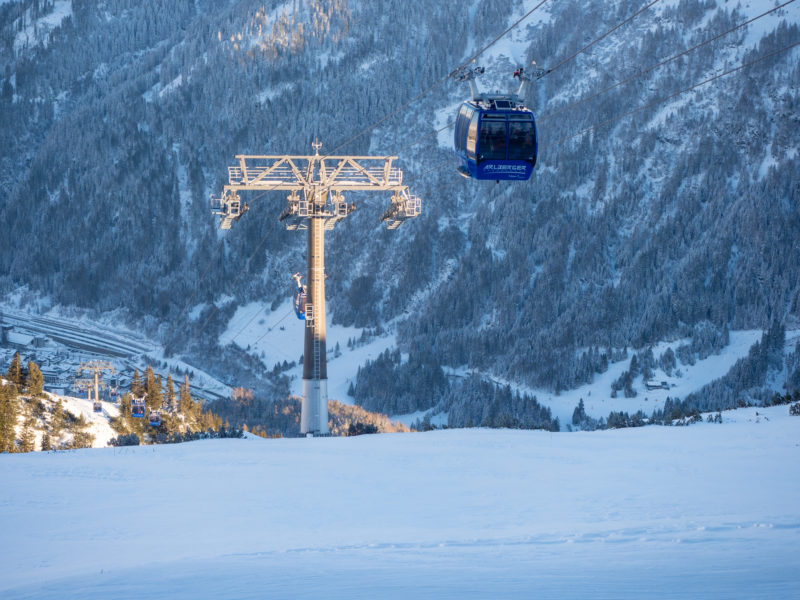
<box><xmin>1</xmin><ymin>0</ymin><xmax>798</xmax><ymax>415</ymax></box>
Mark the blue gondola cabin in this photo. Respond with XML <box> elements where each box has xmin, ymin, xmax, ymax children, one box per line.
<box><xmin>454</xmin><ymin>99</ymin><xmax>537</xmax><ymax>181</ymax></box>
<box><xmin>292</xmin><ymin>273</ymin><xmax>307</xmax><ymax>320</ymax></box>
<box><xmin>132</xmin><ymin>399</ymin><xmax>145</xmax><ymax>418</ymax></box>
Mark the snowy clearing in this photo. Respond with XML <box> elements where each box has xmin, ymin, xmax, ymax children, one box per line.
<box><xmin>1</xmin><ymin>405</ymin><xmax>798</xmax><ymax>599</ymax></box>
<box><xmin>220</xmin><ymin>299</ymin><xmax>397</xmax><ymax>403</ymax></box>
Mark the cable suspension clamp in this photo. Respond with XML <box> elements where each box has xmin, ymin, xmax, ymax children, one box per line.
<box><xmin>452</xmin><ymin>65</ymin><xmax>485</xmax><ymax>101</ymax></box>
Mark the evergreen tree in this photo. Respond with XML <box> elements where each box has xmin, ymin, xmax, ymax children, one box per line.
<box><xmin>19</xmin><ymin>417</ymin><xmax>35</xmax><ymax>452</ymax></box>
<box><xmin>26</xmin><ymin>361</ymin><xmax>44</xmax><ymax>396</ymax></box>
<box><xmin>165</xmin><ymin>374</ymin><xmax>177</xmax><ymax>413</ymax></box>
<box><xmin>6</xmin><ymin>351</ymin><xmax>22</xmax><ymax>385</ymax></box>
<box><xmin>144</xmin><ymin>366</ymin><xmax>162</xmax><ymax>413</ymax></box>
<box><xmin>179</xmin><ymin>374</ymin><xmax>193</xmax><ymax>416</ymax></box>
<box><xmin>0</xmin><ymin>384</ymin><xmax>19</xmax><ymax>452</ymax></box>
<box><xmin>119</xmin><ymin>393</ymin><xmax>132</xmax><ymax>419</ymax></box>
<box><xmin>572</xmin><ymin>398</ymin><xmax>587</xmax><ymax>426</ymax></box>
<box><xmin>51</xmin><ymin>398</ymin><xmax>64</xmax><ymax>435</ymax></box>
<box><xmin>130</xmin><ymin>369</ymin><xmax>143</xmax><ymax>397</ymax></box>
<box><xmin>41</xmin><ymin>431</ymin><xmax>52</xmax><ymax>451</ymax></box>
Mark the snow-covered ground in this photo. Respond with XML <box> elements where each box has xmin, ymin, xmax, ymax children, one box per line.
<box><xmin>222</xmin><ymin>311</ymin><xmax>788</xmax><ymax>428</ymax></box>
<box><xmin>401</xmin><ymin>330</ymin><xmax>779</xmax><ymax>428</ymax></box>
<box><xmin>12</xmin><ymin>0</ymin><xmax>72</xmax><ymax>55</ymax></box>
<box><xmin>514</xmin><ymin>329</ymin><xmax>767</xmax><ymax>426</ymax></box>
<box><xmin>58</xmin><ymin>393</ymin><xmax>120</xmax><ymax>448</ymax></box>
<box><xmin>1</xmin><ymin>405</ymin><xmax>798</xmax><ymax>598</ymax></box>
<box><xmin>220</xmin><ymin>299</ymin><xmax>397</xmax><ymax>402</ymax></box>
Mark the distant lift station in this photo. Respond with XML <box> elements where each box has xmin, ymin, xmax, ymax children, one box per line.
<box><xmin>453</xmin><ymin>65</ymin><xmax>545</xmax><ymax>181</ymax></box>
<box><xmin>213</xmin><ymin>143</ymin><xmax>420</xmax><ymax>435</ymax></box>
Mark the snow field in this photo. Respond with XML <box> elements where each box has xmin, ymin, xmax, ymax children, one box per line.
<box><xmin>1</xmin><ymin>405</ymin><xmax>798</xmax><ymax>598</ymax></box>
<box><xmin>220</xmin><ymin>299</ymin><xmax>397</xmax><ymax>403</ymax></box>
<box><xmin>59</xmin><ymin>393</ymin><xmax>120</xmax><ymax>448</ymax></box>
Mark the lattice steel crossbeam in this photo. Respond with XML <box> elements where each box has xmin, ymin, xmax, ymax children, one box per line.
<box><xmin>225</xmin><ymin>154</ymin><xmax>404</xmax><ymax>192</ymax></box>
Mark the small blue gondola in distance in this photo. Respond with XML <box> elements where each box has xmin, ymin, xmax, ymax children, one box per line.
<box><xmin>292</xmin><ymin>273</ymin><xmax>307</xmax><ymax>320</ymax></box>
<box><xmin>132</xmin><ymin>398</ymin><xmax>145</xmax><ymax>418</ymax></box>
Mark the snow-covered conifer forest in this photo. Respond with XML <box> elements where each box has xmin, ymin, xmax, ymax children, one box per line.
<box><xmin>1</xmin><ymin>0</ymin><xmax>799</xmax><ymax>421</ymax></box>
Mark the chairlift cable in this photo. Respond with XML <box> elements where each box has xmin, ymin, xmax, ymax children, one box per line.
<box><xmin>253</xmin><ymin>308</ymin><xmax>295</xmax><ymax>347</ymax></box>
<box><xmin>187</xmin><ymin>227</ymin><xmax>274</xmax><ymax>350</ymax></box>
<box><xmin>165</xmin><ymin>177</ymin><xmax>291</xmax><ymax>353</ymax></box>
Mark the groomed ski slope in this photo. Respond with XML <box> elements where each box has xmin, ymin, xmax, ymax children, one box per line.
<box><xmin>1</xmin><ymin>406</ymin><xmax>798</xmax><ymax>599</ymax></box>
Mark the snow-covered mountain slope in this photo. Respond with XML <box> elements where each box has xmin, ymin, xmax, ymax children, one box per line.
<box><xmin>431</xmin><ymin>328</ymin><xmax>768</xmax><ymax>427</ymax></box>
<box><xmin>1</xmin><ymin>0</ymin><xmax>798</xmax><ymax>410</ymax></box>
<box><xmin>55</xmin><ymin>393</ymin><xmax>119</xmax><ymax>447</ymax></box>
<box><xmin>1</xmin><ymin>405</ymin><xmax>798</xmax><ymax>598</ymax></box>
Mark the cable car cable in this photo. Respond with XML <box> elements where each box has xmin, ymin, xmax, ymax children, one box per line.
<box><xmin>411</xmin><ymin>0</ymin><xmax>793</xmax><ymax>180</ymax></box>
<box><xmin>185</xmin><ymin>5</ymin><xmax>558</xmax><ymax>357</ymax></box>
<box><xmin>403</xmin><ymin>0</ymin><xmax>664</xmax><ymax>162</ymax></box>
<box><xmin>229</xmin><ymin>299</ymin><xmax>294</xmax><ymax>347</ymax></box>
<box><xmin>457</xmin><ymin>0</ymin><xmax>552</xmax><ymax>70</ymax></box>
<box><xmin>539</xmin><ymin>0</ymin><xmax>796</xmax><ymax>124</ymax></box>
<box><xmin>411</xmin><ymin>36</ymin><xmax>800</xmax><ymax>186</ymax></box>
<box><xmin>542</xmin><ymin>0</ymin><xmax>663</xmax><ymax>78</ymax></box>
<box><xmin>252</xmin><ymin>308</ymin><xmax>295</xmax><ymax>348</ymax></box>
<box><xmin>165</xmin><ymin>177</ymin><xmax>292</xmax><ymax>354</ymax></box>
<box><xmin>398</xmin><ymin>0</ymin><xmax>733</xmax><ymax>163</ymax></box>
<box><xmin>395</xmin><ymin>121</ymin><xmax>454</xmax><ymax>156</ymax></box>
<box><xmin>326</xmin><ymin>0</ymin><xmax>553</xmax><ymax>156</ymax></box>
<box><xmin>542</xmin><ymin>39</ymin><xmax>800</xmax><ymax>152</ymax></box>
<box><xmin>186</xmin><ymin>228</ymin><xmax>274</xmax><ymax>351</ymax></box>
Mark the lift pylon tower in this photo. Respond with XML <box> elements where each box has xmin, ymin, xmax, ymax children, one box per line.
<box><xmin>77</xmin><ymin>360</ymin><xmax>115</xmax><ymax>406</ymax></box>
<box><xmin>212</xmin><ymin>142</ymin><xmax>421</xmax><ymax>435</ymax></box>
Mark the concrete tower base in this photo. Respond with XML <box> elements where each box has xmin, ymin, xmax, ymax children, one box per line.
<box><xmin>301</xmin><ymin>378</ymin><xmax>328</xmax><ymax>435</ymax></box>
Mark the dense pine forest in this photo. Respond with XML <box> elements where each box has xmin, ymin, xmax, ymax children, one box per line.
<box><xmin>1</xmin><ymin>0</ymin><xmax>798</xmax><ymax>425</ymax></box>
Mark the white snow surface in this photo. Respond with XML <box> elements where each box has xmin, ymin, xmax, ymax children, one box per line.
<box><xmin>59</xmin><ymin>393</ymin><xmax>120</xmax><ymax>448</ymax></box>
<box><xmin>220</xmin><ymin>299</ymin><xmax>396</xmax><ymax>402</ymax></box>
<box><xmin>13</xmin><ymin>0</ymin><xmax>72</xmax><ymax>54</ymax></box>
<box><xmin>441</xmin><ymin>330</ymin><xmax>769</xmax><ymax>428</ymax></box>
<box><xmin>1</xmin><ymin>405</ymin><xmax>798</xmax><ymax>598</ymax></box>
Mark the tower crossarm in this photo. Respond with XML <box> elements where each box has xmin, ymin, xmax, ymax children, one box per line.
<box><xmin>73</xmin><ymin>378</ymin><xmax>96</xmax><ymax>391</ymax></box>
<box><xmin>223</xmin><ymin>155</ymin><xmax>403</xmax><ymax>192</ymax></box>
<box><xmin>77</xmin><ymin>360</ymin><xmax>115</xmax><ymax>377</ymax></box>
